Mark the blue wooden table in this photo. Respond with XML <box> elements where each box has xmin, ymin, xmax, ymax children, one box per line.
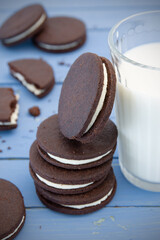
<box><xmin>1</xmin><ymin>1</ymin><xmax>160</xmax><ymax>239</ymax></box>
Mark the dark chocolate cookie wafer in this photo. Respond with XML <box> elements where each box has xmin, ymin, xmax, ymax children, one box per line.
<box><xmin>0</xmin><ymin>88</ymin><xmax>19</xmax><ymax>130</ymax></box>
<box><xmin>8</xmin><ymin>59</ymin><xmax>55</xmax><ymax>98</ymax></box>
<box><xmin>29</xmin><ymin>141</ymin><xmax>112</xmax><ymax>194</ymax></box>
<box><xmin>58</xmin><ymin>53</ymin><xmax>116</xmax><ymax>143</ymax></box>
<box><xmin>36</xmin><ymin>168</ymin><xmax>116</xmax><ymax>215</ymax></box>
<box><xmin>37</xmin><ymin>114</ymin><xmax>117</xmax><ymax>170</ymax></box>
<box><xmin>33</xmin><ymin>17</ymin><xmax>86</xmax><ymax>52</ymax></box>
<box><xmin>0</xmin><ymin>4</ymin><xmax>47</xmax><ymax>46</ymax></box>
<box><xmin>0</xmin><ymin>179</ymin><xmax>25</xmax><ymax>240</ymax></box>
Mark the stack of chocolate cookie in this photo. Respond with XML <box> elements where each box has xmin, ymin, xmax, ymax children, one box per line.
<box><xmin>29</xmin><ymin>53</ymin><xmax>118</xmax><ymax>214</ymax></box>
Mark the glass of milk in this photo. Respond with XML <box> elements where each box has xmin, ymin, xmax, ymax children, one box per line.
<box><xmin>108</xmin><ymin>11</ymin><xmax>160</xmax><ymax>191</ymax></box>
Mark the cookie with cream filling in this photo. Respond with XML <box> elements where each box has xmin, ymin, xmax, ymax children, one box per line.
<box><xmin>58</xmin><ymin>53</ymin><xmax>116</xmax><ymax>143</ymax></box>
<box><xmin>0</xmin><ymin>4</ymin><xmax>47</xmax><ymax>46</ymax></box>
<box><xmin>36</xmin><ymin>168</ymin><xmax>116</xmax><ymax>215</ymax></box>
<box><xmin>8</xmin><ymin>59</ymin><xmax>55</xmax><ymax>98</ymax></box>
<box><xmin>29</xmin><ymin>141</ymin><xmax>112</xmax><ymax>194</ymax></box>
<box><xmin>0</xmin><ymin>88</ymin><xmax>19</xmax><ymax>130</ymax></box>
<box><xmin>0</xmin><ymin>179</ymin><xmax>25</xmax><ymax>240</ymax></box>
<box><xmin>33</xmin><ymin>17</ymin><xmax>86</xmax><ymax>53</ymax></box>
<box><xmin>36</xmin><ymin>114</ymin><xmax>117</xmax><ymax>170</ymax></box>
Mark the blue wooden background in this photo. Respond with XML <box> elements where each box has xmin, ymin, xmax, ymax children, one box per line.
<box><xmin>0</xmin><ymin>0</ymin><xmax>160</xmax><ymax>239</ymax></box>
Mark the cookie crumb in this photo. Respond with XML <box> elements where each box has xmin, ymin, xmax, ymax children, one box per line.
<box><xmin>29</xmin><ymin>106</ymin><xmax>40</xmax><ymax>117</ymax></box>
<box><xmin>2</xmin><ymin>140</ymin><xmax>6</xmax><ymax>143</ymax></box>
<box><xmin>58</xmin><ymin>61</ymin><xmax>71</xmax><ymax>67</ymax></box>
<box><xmin>0</xmin><ymin>149</ymin><xmax>2</xmax><ymax>153</ymax></box>
<box><xmin>58</xmin><ymin>61</ymin><xmax>65</xmax><ymax>65</ymax></box>
<box><xmin>7</xmin><ymin>147</ymin><xmax>11</xmax><ymax>150</ymax></box>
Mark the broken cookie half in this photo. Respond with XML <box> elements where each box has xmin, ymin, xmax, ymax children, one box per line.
<box><xmin>8</xmin><ymin>58</ymin><xmax>55</xmax><ymax>98</ymax></box>
<box><xmin>0</xmin><ymin>88</ymin><xmax>19</xmax><ymax>130</ymax></box>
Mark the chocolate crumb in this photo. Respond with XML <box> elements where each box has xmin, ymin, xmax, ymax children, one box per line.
<box><xmin>58</xmin><ymin>61</ymin><xmax>65</xmax><ymax>65</ymax></box>
<box><xmin>2</xmin><ymin>140</ymin><xmax>6</xmax><ymax>143</ymax></box>
<box><xmin>7</xmin><ymin>147</ymin><xmax>11</xmax><ymax>150</ymax></box>
<box><xmin>29</xmin><ymin>106</ymin><xmax>40</xmax><ymax>117</ymax></box>
<box><xmin>0</xmin><ymin>149</ymin><xmax>2</xmax><ymax>153</ymax></box>
<box><xmin>58</xmin><ymin>61</ymin><xmax>71</xmax><ymax>67</ymax></box>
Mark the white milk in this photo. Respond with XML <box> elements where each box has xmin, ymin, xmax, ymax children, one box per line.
<box><xmin>116</xmin><ymin>42</ymin><xmax>160</xmax><ymax>183</ymax></box>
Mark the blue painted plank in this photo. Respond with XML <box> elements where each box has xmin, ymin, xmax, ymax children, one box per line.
<box><xmin>1</xmin><ymin>7</ymin><xmax>159</xmax><ymax>30</ymax></box>
<box><xmin>45</xmin><ymin>6</ymin><xmax>160</xmax><ymax>30</ymax></box>
<box><xmin>0</xmin><ymin>0</ymin><xmax>160</xmax><ymax>9</ymax></box>
<box><xmin>15</xmin><ymin>207</ymin><xmax>160</xmax><ymax>240</ymax></box>
<box><xmin>0</xmin><ymin>160</ymin><xmax>160</xmax><ymax>208</ymax></box>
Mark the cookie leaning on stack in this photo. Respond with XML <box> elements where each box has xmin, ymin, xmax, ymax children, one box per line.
<box><xmin>58</xmin><ymin>53</ymin><xmax>116</xmax><ymax>143</ymax></box>
<box><xmin>29</xmin><ymin>52</ymin><xmax>117</xmax><ymax>214</ymax></box>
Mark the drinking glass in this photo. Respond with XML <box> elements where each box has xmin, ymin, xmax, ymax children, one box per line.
<box><xmin>108</xmin><ymin>11</ymin><xmax>160</xmax><ymax>191</ymax></box>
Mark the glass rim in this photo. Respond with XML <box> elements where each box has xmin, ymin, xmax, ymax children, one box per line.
<box><xmin>108</xmin><ymin>10</ymin><xmax>160</xmax><ymax>72</ymax></box>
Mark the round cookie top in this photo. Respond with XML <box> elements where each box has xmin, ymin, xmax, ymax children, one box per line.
<box><xmin>36</xmin><ymin>114</ymin><xmax>117</xmax><ymax>160</ymax></box>
<box><xmin>0</xmin><ymin>179</ymin><xmax>25</xmax><ymax>240</ymax></box>
<box><xmin>34</xmin><ymin>17</ymin><xmax>86</xmax><ymax>46</ymax></box>
<box><xmin>8</xmin><ymin>58</ymin><xmax>54</xmax><ymax>89</ymax></box>
<box><xmin>58</xmin><ymin>52</ymin><xmax>116</xmax><ymax>143</ymax></box>
<box><xmin>0</xmin><ymin>4</ymin><xmax>46</xmax><ymax>40</ymax></box>
<box><xmin>30</xmin><ymin>141</ymin><xmax>112</xmax><ymax>185</ymax></box>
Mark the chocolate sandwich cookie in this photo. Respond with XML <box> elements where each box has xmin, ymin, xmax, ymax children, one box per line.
<box><xmin>33</xmin><ymin>17</ymin><xmax>86</xmax><ymax>52</ymax></box>
<box><xmin>8</xmin><ymin>59</ymin><xmax>55</xmax><ymax>98</ymax></box>
<box><xmin>0</xmin><ymin>88</ymin><xmax>19</xmax><ymax>130</ymax></box>
<box><xmin>0</xmin><ymin>179</ymin><xmax>25</xmax><ymax>240</ymax></box>
<box><xmin>36</xmin><ymin>168</ymin><xmax>116</xmax><ymax>215</ymax></box>
<box><xmin>37</xmin><ymin>114</ymin><xmax>117</xmax><ymax>170</ymax></box>
<box><xmin>30</xmin><ymin>141</ymin><xmax>112</xmax><ymax>194</ymax></box>
<box><xmin>0</xmin><ymin>4</ymin><xmax>47</xmax><ymax>46</ymax></box>
<box><xmin>58</xmin><ymin>53</ymin><xmax>116</xmax><ymax>143</ymax></box>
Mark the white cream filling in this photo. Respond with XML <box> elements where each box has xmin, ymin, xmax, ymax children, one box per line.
<box><xmin>0</xmin><ymin>95</ymin><xmax>19</xmax><ymax>125</ymax></box>
<box><xmin>84</xmin><ymin>63</ymin><xmax>108</xmax><ymax>133</ymax></box>
<box><xmin>62</xmin><ymin>187</ymin><xmax>113</xmax><ymax>209</ymax></box>
<box><xmin>11</xmin><ymin>71</ymin><xmax>45</xmax><ymax>95</ymax></box>
<box><xmin>3</xmin><ymin>13</ymin><xmax>46</xmax><ymax>44</ymax></box>
<box><xmin>47</xmin><ymin>149</ymin><xmax>112</xmax><ymax>166</ymax></box>
<box><xmin>36</xmin><ymin>173</ymin><xmax>93</xmax><ymax>189</ymax></box>
<box><xmin>2</xmin><ymin>215</ymin><xmax>25</xmax><ymax>240</ymax></box>
<box><xmin>37</xmin><ymin>40</ymin><xmax>79</xmax><ymax>50</ymax></box>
